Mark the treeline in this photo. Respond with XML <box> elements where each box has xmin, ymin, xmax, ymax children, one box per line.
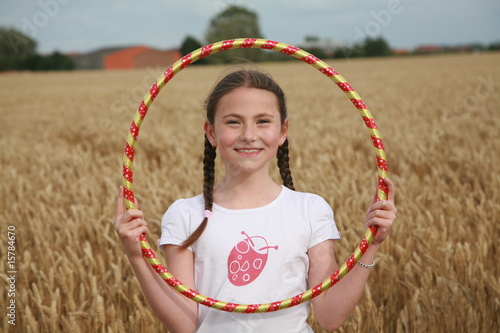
<box><xmin>23</xmin><ymin>51</ymin><xmax>74</xmax><ymax>71</ymax></box>
<box><xmin>2</xmin><ymin>5</ymin><xmax>498</xmax><ymax>71</ymax></box>
<box><xmin>180</xmin><ymin>6</ymin><xmax>500</xmax><ymax>63</ymax></box>
<box><xmin>332</xmin><ymin>37</ymin><xmax>392</xmax><ymax>58</ymax></box>
<box><xmin>0</xmin><ymin>28</ymin><xmax>74</xmax><ymax>71</ymax></box>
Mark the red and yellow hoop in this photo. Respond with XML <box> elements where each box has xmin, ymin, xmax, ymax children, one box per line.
<box><xmin>121</xmin><ymin>38</ymin><xmax>389</xmax><ymax>313</ymax></box>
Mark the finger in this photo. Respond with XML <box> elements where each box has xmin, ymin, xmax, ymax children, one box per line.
<box><xmin>366</xmin><ymin>215</ymin><xmax>393</xmax><ymax>231</ymax></box>
<box><xmin>128</xmin><ymin>221</ymin><xmax>149</xmax><ymax>239</ymax></box>
<box><xmin>116</xmin><ymin>218</ymin><xmax>147</xmax><ymax>235</ymax></box>
<box><xmin>366</xmin><ymin>208</ymin><xmax>395</xmax><ymax>223</ymax></box>
<box><xmin>127</xmin><ymin>218</ymin><xmax>147</xmax><ymax>230</ymax></box>
<box><xmin>115</xmin><ymin>186</ymin><xmax>124</xmax><ymax>218</ymax></box>
<box><xmin>118</xmin><ymin>225</ymin><xmax>149</xmax><ymax>243</ymax></box>
<box><xmin>385</xmin><ymin>178</ymin><xmax>396</xmax><ymax>203</ymax></box>
<box><xmin>122</xmin><ymin>209</ymin><xmax>145</xmax><ymax>222</ymax></box>
<box><xmin>115</xmin><ymin>210</ymin><xmax>145</xmax><ymax>230</ymax></box>
<box><xmin>370</xmin><ymin>181</ymin><xmax>380</xmax><ymax>205</ymax></box>
<box><xmin>369</xmin><ymin>199</ymin><xmax>395</xmax><ymax>212</ymax></box>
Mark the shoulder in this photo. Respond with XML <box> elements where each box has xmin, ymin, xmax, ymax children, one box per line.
<box><xmin>281</xmin><ymin>187</ymin><xmax>332</xmax><ymax>211</ymax></box>
<box><xmin>280</xmin><ymin>187</ymin><xmax>334</xmax><ymax>223</ymax></box>
<box><xmin>159</xmin><ymin>194</ymin><xmax>204</xmax><ymax>249</ymax></box>
<box><xmin>280</xmin><ymin>187</ymin><xmax>340</xmax><ymax>246</ymax></box>
<box><xmin>163</xmin><ymin>194</ymin><xmax>204</xmax><ymax>220</ymax></box>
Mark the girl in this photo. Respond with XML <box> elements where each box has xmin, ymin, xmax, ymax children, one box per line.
<box><xmin>115</xmin><ymin>69</ymin><xmax>397</xmax><ymax>332</ymax></box>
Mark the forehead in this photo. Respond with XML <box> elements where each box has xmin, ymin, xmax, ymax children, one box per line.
<box><xmin>215</xmin><ymin>87</ymin><xmax>280</xmax><ymax>117</ymax></box>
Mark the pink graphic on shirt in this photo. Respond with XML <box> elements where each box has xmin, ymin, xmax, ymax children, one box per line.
<box><xmin>227</xmin><ymin>231</ymin><xmax>278</xmax><ymax>286</ymax></box>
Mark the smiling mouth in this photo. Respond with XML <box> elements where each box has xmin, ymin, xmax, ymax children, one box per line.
<box><xmin>236</xmin><ymin>148</ymin><xmax>261</xmax><ymax>154</ymax></box>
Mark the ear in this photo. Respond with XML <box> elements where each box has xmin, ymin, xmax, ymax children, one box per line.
<box><xmin>204</xmin><ymin>121</ymin><xmax>217</xmax><ymax>147</ymax></box>
<box><xmin>279</xmin><ymin>119</ymin><xmax>288</xmax><ymax>146</ymax></box>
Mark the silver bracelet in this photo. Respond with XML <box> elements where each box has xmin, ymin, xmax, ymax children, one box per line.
<box><xmin>357</xmin><ymin>260</ymin><xmax>375</xmax><ymax>269</ymax></box>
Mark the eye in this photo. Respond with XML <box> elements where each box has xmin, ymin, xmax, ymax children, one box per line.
<box><xmin>257</xmin><ymin>119</ymin><xmax>271</xmax><ymax>124</ymax></box>
<box><xmin>226</xmin><ymin>120</ymin><xmax>240</xmax><ymax>125</ymax></box>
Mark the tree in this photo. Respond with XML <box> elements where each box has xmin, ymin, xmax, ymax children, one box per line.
<box><xmin>0</xmin><ymin>27</ymin><xmax>74</xmax><ymax>71</ymax></box>
<box><xmin>304</xmin><ymin>35</ymin><xmax>320</xmax><ymax>43</ymax></box>
<box><xmin>333</xmin><ymin>37</ymin><xmax>392</xmax><ymax>59</ymax></box>
<box><xmin>0</xmin><ymin>27</ymin><xmax>37</xmax><ymax>71</ymax></box>
<box><xmin>487</xmin><ymin>42</ymin><xmax>500</xmax><ymax>51</ymax></box>
<box><xmin>364</xmin><ymin>37</ymin><xmax>392</xmax><ymax>57</ymax></box>
<box><xmin>22</xmin><ymin>51</ymin><xmax>74</xmax><ymax>71</ymax></box>
<box><xmin>42</xmin><ymin>51</ymin><xmax>74</xmax><ymax>70</ymax></box>
<box><xmin>204</xmin><ymin>5</ymin><xmax>266</xmax><ymax>63</ymax></box>
<box><xmin>180</xmin><ymin>35</ymin><xmax>207</xmax><ymax>65</ymax></box>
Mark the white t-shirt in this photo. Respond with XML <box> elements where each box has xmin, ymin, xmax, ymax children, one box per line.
<box><xmin>159</xmin><ymin>186</ymin><xmax>341</xmax><ymax>333</ymax></box>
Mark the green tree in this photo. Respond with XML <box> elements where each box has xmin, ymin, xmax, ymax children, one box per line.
<box><xmin>0</xmin><ymin>27</ymin><xmax>37</xmax><ymax>71</ymax></box>
<box><xmin>23</xmin><ymin>53</ymin><xmax>44</xmax><ymax>70</ymax></box>
<box><xmin>180</xmin><ymin>35</ymin><xmax>207</xmax><ymax>65</ymax></box>
<box><xmin>363</xmin><ymin>37</ymin><xmax>392</xmax><ymax>57</ymax></box>
<box><xmin>334</xmin><ymin>37</ymin><xmax>392</xmax><ymax>59</ymax></box>
<box><xmin>43</xmin><ymin>51</ymin><xmax>74</xmax><ymax>70</ymax></box>
<box><xmin>204</xmin><ymin>5</ymin><xmax>266</xmax><ymax>63</ymax></box>
<box><xmin>487</xmin><ymin>42</ymin><xmax>500</xmax><ymax>51</ymax></box>
<box><xmin>304</xmin><ymin>35</ymin><xmax>320</xmax><ymax>43</ymax></box>
<box><xmin>24</xmin><ymin>51</ymin><xmax>74</xmax><ymax>71</ymax></box>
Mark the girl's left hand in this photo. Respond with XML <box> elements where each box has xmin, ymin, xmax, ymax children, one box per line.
<box><xmin>114</xmin><ymin>186</ymin><xmax>149</xmax><ymax>259</ymax></box>
<box><xmin>365</xmin><ymin>178</ymin><xmax>397</xmax><ymax>245</ymax></box>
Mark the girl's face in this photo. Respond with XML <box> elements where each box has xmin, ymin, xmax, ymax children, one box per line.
<box><xmin>205</xmin><ymin>86</ymin><xmax>288</xmax><ymax>177</ymax></box>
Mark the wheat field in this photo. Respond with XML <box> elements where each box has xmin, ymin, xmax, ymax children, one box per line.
<box><xmin>1</xmin><ymin>52</ymin><xmax>499</xmax><ymax>332</ymax></box>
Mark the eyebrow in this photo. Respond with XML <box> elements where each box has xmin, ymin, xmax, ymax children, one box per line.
<box><xmin>222</xmin><ymin>113</ymin><xmax>276</xmax><ymax>119</ymax></box>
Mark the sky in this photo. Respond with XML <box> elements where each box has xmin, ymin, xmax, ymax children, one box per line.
<box><xmin>1</xmin><ymin>0</ymin><xmax>499</xmax><ymax>54</ymax></box>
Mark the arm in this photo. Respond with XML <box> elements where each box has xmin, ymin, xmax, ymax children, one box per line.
<box><xmin>114</xmin><ymin>187</ymin><xmax>197</xmax><ymax>333</ymax></box>
<box><xmin>309</xmin><ymin>178</ymin><xmax>397</xmax><ymax>331</ymax></box>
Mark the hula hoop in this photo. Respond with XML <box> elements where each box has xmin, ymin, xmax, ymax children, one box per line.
<box><xmin>121</xmin><ymin>38</ymin><xmax>389</xmax><ymax>313</ymax></box>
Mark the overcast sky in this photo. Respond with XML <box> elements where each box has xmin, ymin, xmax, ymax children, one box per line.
<box><xmin>1</xmin><ymin>0</ymin><xmax>499</xmax><ymax>54</ymax></box>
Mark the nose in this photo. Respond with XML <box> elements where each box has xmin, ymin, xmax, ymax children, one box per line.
<box><xmin>241</xmin><ymin>124</ymin><xmax>257</xmax><ymax>142</ymax></box>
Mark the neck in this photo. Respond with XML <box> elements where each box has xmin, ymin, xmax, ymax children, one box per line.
<box><xmin>214</xmin><ymin>171</ymin><xmax>282</xmax><ymax>209</ymax></box>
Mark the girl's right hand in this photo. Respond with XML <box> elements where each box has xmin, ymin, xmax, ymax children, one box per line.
<box><xmin>364</xmin><ymin>178</ymin><xmax>396</xmax><ymax>245</ymax></box>
<box><xmin>114</xmin><ymin>186</ymin><xmax>149</xmax><ymax>258</ymax></box>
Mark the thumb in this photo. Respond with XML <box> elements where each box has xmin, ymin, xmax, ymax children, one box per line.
<box><xmin>370</xmin><ymin>180</ymin><xmax>380</xmax><ymax>205</ymax></box>
<box><xmin>385</xmin><ymin>178</ymin><xmax>395</xmax><ymax>203</ymax></box>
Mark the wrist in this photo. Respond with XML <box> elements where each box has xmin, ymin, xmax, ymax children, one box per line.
<box><xmin>126</xmin><ymin>251</ymin><xmax>146</xmax><ymax>263</ymax></box>
<box><xmin>357</xmin><ymin>242</ymin><xmax>380</xmax><ymax>268</ymax></box>
<box><xmin>357</xmin><ymin>259</ymin><xmax>375</xmax><ymax>269</ymax></box>
<box><xmin>368</xmin><ymin>241</ymin><xmax>382</xmax><ymax>250</ymax></box>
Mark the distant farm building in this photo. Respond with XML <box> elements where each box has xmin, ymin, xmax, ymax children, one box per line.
<box><xmin>71</xmin><ymin>46</ymin><xmax>181</xmax><ymax>70</ymax></box>
<box><xmin>415</xmin><ymin>45</ymin><xmax>443</xmax><ymax>54</ymax></box>
<box><xmin>393</xmin><ymin>48</ymin><xmax>411</xmax><ymax>56</ymax></box>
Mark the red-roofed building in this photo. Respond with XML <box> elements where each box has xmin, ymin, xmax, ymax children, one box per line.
<box><xmin>415</xmin><ymin>45</ymin><xmax>443</xmax><ymax>54</ymax></box>
<box><xmin>104</xmin><ymin>46</ymin><xmax>181</xmax><ymax>70</ymax></box>
<box><xmin>393</xmin><ymin>48</ymin><xmax>410</xmax><ymax>55</ymax></box>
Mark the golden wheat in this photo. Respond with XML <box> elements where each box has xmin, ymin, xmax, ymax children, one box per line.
<box><xmin>0</xmin><ymin>52</ymin><xmax>499</xmax><ymax>332</ymax></box>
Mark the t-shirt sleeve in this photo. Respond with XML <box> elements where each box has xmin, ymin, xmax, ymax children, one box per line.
<box><xmin>307</xmin><ymin>194</ymin><xmax>341</xmax><ymax>249</ymax></box>
<box><xmin>158</xmin><ymin>199</ymin><xmax>194</xmax><ymax>251</ymax></box>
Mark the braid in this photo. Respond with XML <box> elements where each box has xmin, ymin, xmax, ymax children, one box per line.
<box><xmin>182</xmin><ymin>135</ymin><xmax>216</xmax><ymax>248</ymax></box>
<box><xmin>277</xmin><ymin>138</ymin><xmax>295</xmax><ymax>191</ymax></box>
